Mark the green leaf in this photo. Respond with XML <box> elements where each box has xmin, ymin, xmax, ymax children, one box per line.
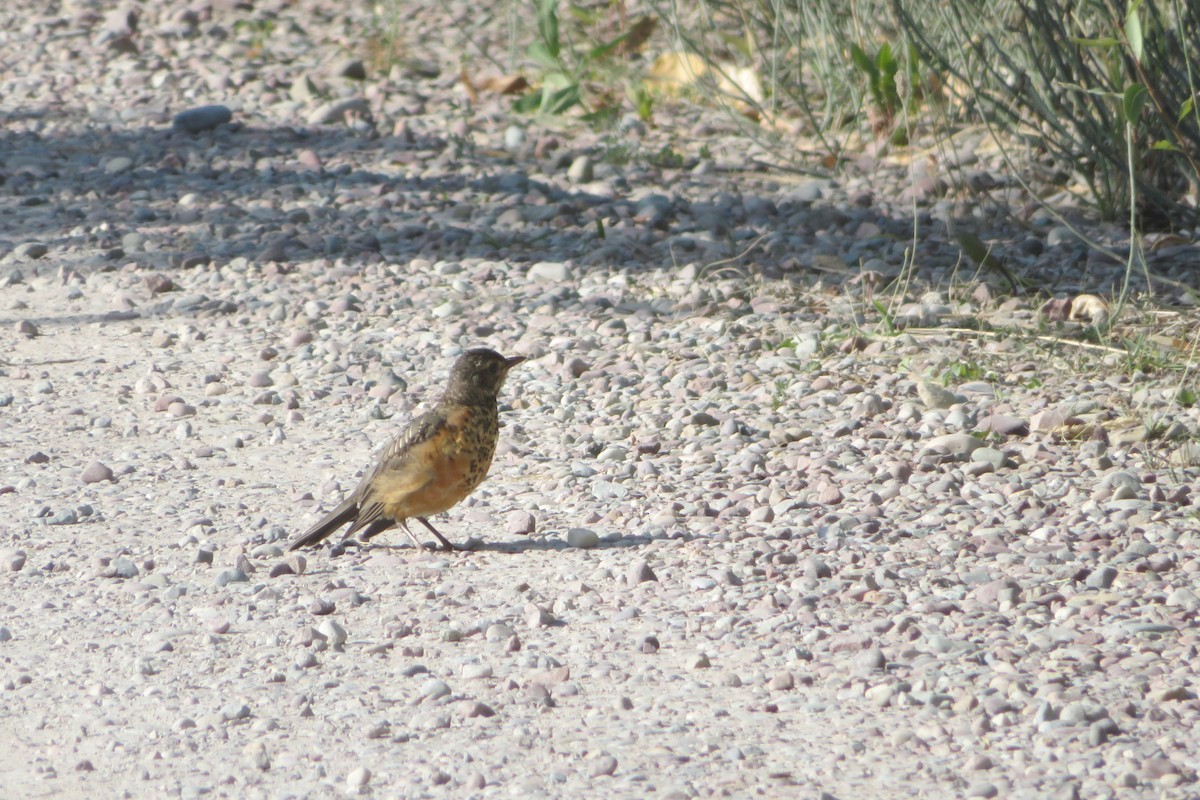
<box><xmin>876</xmin><ymin>42</ymin><xmax>895</xmax><ymax>74</ymax></box>
<box><xmin>850</xmin><ymin>44</ymin><xmax>876</xmax><ymax>80</ymax></box>
<box><xmin>537</xmin><ymin>0</ymin><xmax>560</xmax><ymax>57</ymax></box>
<box><xmin>1152</xmin><ymin>140</ymin><xmax>1178</xmax><ymax>151</ymax></box>
<box><xmin>580</xmin><ymin>105</ymin><xmax>618</xmax><ymax>127</ymax></box>
<box><xmin>586</xmin><ymin>35</ymin><xmax>624</xmax><ymax>63</ymax></box>
<box><xmin>1179</xmin><ymin>96</ymin><xmax>1195</xmax><ymax>122</ymax></box>
<box><xmin>1070</xmin><ymin>36</ymin><xmax>1120</xmax><ymax>47</ymax></box>
<box><xmin>513</xmin><ymin>89</ymin><xmax>545</xmax><ymax>114</ymax></box>
<box><xmin>540</xmin><ymin>83</ymin><xmax>581</xmax><ymax>114</ymax></box>
<box><xmin>1125</xmin><ymin>3</ymin><xmax>1143</xmax><ymax>62</ymax></box>
<box><xmin>528</xmin><ymin>41</ymin><xmax>561</xmax><ymax>71</ymax></box>
<box><xmin>566</xmin><ymin>2</ymin><xmax>600</xmax><ymax>25</ymax></box>
<box><xmin>1122</xmin><ymin>83</ymin><xmax>1147</xmax><ymax>124</ymax></box>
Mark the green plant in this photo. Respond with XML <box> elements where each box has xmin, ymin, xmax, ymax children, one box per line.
<box><xmin>232</xmin><ymin>18</ymin><xmax>275</xmax><ymax>59</ymax></box>
<box><xmin>871</xmin><ymin>298</ymin><xmax>897</xmax><ymax>336</ymax></box>
<box><xmin>366</xmin><ymin>0</ymin><xmax>406</xmax><ymax>73</ymax></box>
<box><xmin>939</xmin><ymin>361</ymin><xmax>985</xmax><ymax>384</ymax></box>
<box><xmin>771</xmin><ymin>378</ymin><xmax>789</xmax><ymax>409</ymax></box>
<box><xmin>893</xmin><ymin>0</ymin><xmax>1200</xmax><ymax>227</ymax></box>
<box><xmin>849</xmin><ymin>41</ymin><xmax>920</xmax><ymax>142</ymax></box>
<box><xmin>515</xmin><ymin>0</ymin><xmax>643</xmax><ymax>117</ymax></box>
<box><xmin>632</xmin><ymin>82</ymin><xmax>655</xmax><ymax>122</ymax></box>
<box><xmin>649</xmin><ymin>144</ymin><xmax>685</xmax><ymax>168</ymax></box>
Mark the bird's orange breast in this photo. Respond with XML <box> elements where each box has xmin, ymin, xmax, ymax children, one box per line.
<box><xmin>376</xmin><ymin>404</ymin><xmax>498</xmax><ymax>521</ymax></box>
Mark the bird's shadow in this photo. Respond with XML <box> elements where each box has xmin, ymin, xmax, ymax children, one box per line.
<box><xmin>300</xmin><ymin>532</ymin><xmax>673</xmax><ymax>563</ymax></box>
<box><xmin>472</xmin><ymin>534</ymin><xmax>664</xmax><ymax>553</ymax></box>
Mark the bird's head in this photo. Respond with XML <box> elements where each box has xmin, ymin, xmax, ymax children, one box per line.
<box><xmin>445</xmin><ymin>348</ymin><xmax>525</xmax><ymax>403</ymax></box>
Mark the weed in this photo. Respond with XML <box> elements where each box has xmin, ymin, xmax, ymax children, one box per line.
<box><xmin>771</xmin><ymin>378</ymin><xmax>789</xmax><ymax>409</ymax></box>
<box><xmin>649</xmin><ymin>144</ymin><xmax>685</xmax><ymax>168</ymax></box>
<box><xmin>515</xmin><ymin>0</ymin><xmax>646</xmax><ymax>118</ymax></box>
<box><xmin>232</xmin><ymin>18</ymin><xmax>275</xmax><ymax>59</ymax></box>
<box><xmin>871</xmin><ymin>298</ymin><xmax>897</xmax><ymax>336</ymax></box>
<box><xmin>938</xmin><ymin>361</ymin><xmax>985</xmax><ymax>384</ymax></box>
<box><xmin>849</xmin><ymin>40</ymin><xmax>920</xmax><ymax>143</ymax></box>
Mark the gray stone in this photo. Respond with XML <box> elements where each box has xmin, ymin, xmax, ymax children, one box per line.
<box><xmin>172</xmin><ymin>105</ymin><xmax>232</xmax><ymax>134</ymax></box>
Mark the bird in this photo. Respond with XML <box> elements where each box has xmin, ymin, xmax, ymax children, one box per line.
<box><xmin>288</xmin><ymin>348</ymin><xmax>525</xmax><ymax>553</ymax></box>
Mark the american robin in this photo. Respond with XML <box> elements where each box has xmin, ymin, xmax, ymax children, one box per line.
<box><xmin>288</xmin><ymin>348</ymin><xmax>525</xmax><ymax>553</ymax></box>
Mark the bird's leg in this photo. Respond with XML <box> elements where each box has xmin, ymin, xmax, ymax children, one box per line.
<box><xmin>417</xmin><ymin>517</ymin><xmax>463</xmax><ymax>551</ymax></box>
<box><xmin>397</xmin><ymin>520</ymin><xmax>432</xmax><ymax>550</ymax></box>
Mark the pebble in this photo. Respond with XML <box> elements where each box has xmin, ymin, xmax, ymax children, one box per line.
<box><xmin>15</xmin><ymin>243</ymin><xmax>49</xmax><ymax>259</ymax></box>
<box><xmin>80</xmin><ymin>461</ymin><xmax>114</xmax><ymax>484</ymax></box>
<box><xmin>506</xmin><ymin>510</ymin><xmax>536</xmax><ymax>535</ymax></box>
<box><xmin>626</xmin><ymin>559</ymin><xmax>658</xmax><ymax>585</ymax></box>
<box><xmin>590</xmin><ymin>755</ymin><xmax>618</xmax><ymax>777</ymax></box>
<box><xmin>172</xmin><ymin>105</ymin><xmax>232</xmax><ymax>133</ymax></box>
<box><xmin>419</xmin><ymin>679</ymin><xmax>451</xmax><ymax>702</ymax></box>
<box><xmin>346</xmin><ymin>766</ymin><xmax>371</xmax><ymax>791</ymax></box>
<box><xmin>214</xmin><ymin>569</ymin><xmax>249</xmax><ymax>587</ymax></box>
<box><xmin>318</xmin><ymin>619</ymin><xmax>348</xmax><ymax>649</ymax></box>
<box><xmin>568</xmin><ymin>155</ymin><xmax>595</xmax><ymax>183</ymax></box>
<box><xmin>2</xmin><ymin>550</ymin><xmax>27</xmax><ymax>572</ymax></box>
<box><xmin>566</xmin><ymin>528</ymin><xmax>599</xmax><ymax>548</ymax></box>
<box><xmin>527</xmin><ymin>262</ymin><xmax>572</xmax><ymax>282</ymax></box>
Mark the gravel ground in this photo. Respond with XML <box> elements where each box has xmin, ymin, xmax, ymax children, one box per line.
<box><xmin>3</xmin><ymin>1</ymin><xmax>1200</xmax><ymax>799</ymax></box>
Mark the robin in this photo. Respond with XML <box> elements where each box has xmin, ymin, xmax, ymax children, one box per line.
<box><xmin>288</xmin><ymin>348</ymin><xmax>525</xmax><ymax>553</ymax></box>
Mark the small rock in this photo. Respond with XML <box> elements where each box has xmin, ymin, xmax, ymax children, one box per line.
<box><xmin>916</xmin><ymin>381</ymin><xmax>959</xmax><ymax>409</ymax></box>
<box><xmin>1</xmin><ymin>550</ymin><xmax>26</xmax><ymax>572</ymax></box>
<box><xmin>80</xmin><ymin>461</ymin><xmax>115</xmax><ymax>484</ymax></box>
<box><xmin>589</xmin><ymin>755</ymin><xmax>618</xmax><ymax>777</ymax></box>
<box><xmin>173</xmin><ymin>105</ymin><xmax>232</xmax><ymax>134</ymax></box>
<box><xmin>528</xmin><ymin>262</ymin><xmax>571</xmax><ymax>282</ymax></box>
<box><xmin>626</xmin><ymin>559</ymin><xmax>657</xmax><ymax>586</ymax></box>
<box><xmin>485</xmin><ymin>623</ymin><xmax>514</xmax><ymax>642</ymax></box>
<box><xmin>110</xmin><ymin>557</ymin><xmax>139</xmax><ymax>579</ymax></box>
<box><xmin>334</xmin><ymin>58</ymin><xmax>367</xmax><ymax>80</ymax></box>
<box><xmin>567</xmin><ymin>155</ymin><xmax>594</xmax><ymax>183</ymax></box>
<box><xmin>214</xmin><ymin>569</ymin><xmax>249</xmax><ymax>587</ymax></box>
<box><xmin>566</xmin><ymin>528</ymin><xmax>599</xmax><ymax>549</ymax></box>
<box><xmin>922</xmin><ymin>432</ymin><xmax>984</xmax><ymax>460</ymax></box>
<box><xmin>220</xmin><ymin>703</ymin><xmax>251</xmax><ymax>722</ymax></box>
<box><xmin>507</xmin><ymin>510</ymin><xmax>536</xmax><ymax>535</ymax></box>
<box><xmin>15</xmin><ymin>320</ymin><xmax>38</xmax><ymax>339</ymax></box>
<box><xmin>419</xmin><ymin>679</ymin><xmax>451</xmax><ymax>702</ymax></box>
<box><xmin>346</xmin><ymin>766</ymin><xmax>371</xmax><ymax>791</ymax></box>
<box><xmin>525</xmin><ymin>604</ymin><xmax>556</xmax><ymax>628</ymax></box>
<box><xmin>318</xmin><ymin>619</ymin><xmax>348</xmax><ymax>649</ymax></box>
<box><xmin>243</xmin><ymin>741</ymin><xmax>270</xmax><ymax>771</ymax></box>
<box><xmin>769</xmin><ymin>672</ymin><xmax>795</xmax><ymax>691</ymax></box>
<box><xmin>104</xmin><ymin>156</ymin><xmax>133</xmax><ymax>174</ymax></box>
<box><xmin>1085</xmin><ymin>566</ymin><xmax>1118</xmax><ymax>590</ymax></box>
<box><xmin>14</xmin><ymin>243</ymin><xmax>48</xmax><ymax>260</ymax></box>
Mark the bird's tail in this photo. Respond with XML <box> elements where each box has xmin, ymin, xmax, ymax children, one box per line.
<box><xmin>288</xmin><ymin>497</ymin><xmax>357</xmax><ymax>550</ymax></box>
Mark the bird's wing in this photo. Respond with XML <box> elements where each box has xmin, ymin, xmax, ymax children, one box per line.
<box><xmin>346</xmin><ymin>408</ymin><xmax>449</xmax><ymax>535</ymax></box>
